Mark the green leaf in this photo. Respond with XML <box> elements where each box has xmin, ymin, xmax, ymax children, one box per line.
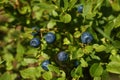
<box><xmin>0</xmin><ymin>57</ymin><xmax>4</xmax><ymax>64</ymax></box>
<box><xmin>109</xmin><ymin>54</ymin><xmax>120</xmax><ymax>62</ymax></box>
<box><xmin>3</xmin><ymin>53</ymin><xmax>13</xmax><ymax>62</ymax></box>
<box><xmin>42</xmin><ymin>71</ymin><xmax>52</xmax><ymax>80</ymax></box>
<box><xmin>107</xmin><ymin>55</ymin><xmax>120</xmax><ymax>74</ymax></box>
<box><xmin>90</xmin><ymin>52</ymin><xmax>101</xmax><ymax>60</ymax></box>
<box><xmin>18</xmin><ymin>5</ymin><xmax>30</xmax><ymax>14</ymax></box>
<box><xmin>95</xmin><ymin>27</ymin><xmax>114</xmax><ymax>43</ymax></box>
<box><xmin>113</xmin><ymin>40</ymin><xmax>120</xmax><ymax>49</ymax></box>
<box><xmin>101</xmin><ymin>70</ymin><xmax>110</xmax><ymax>80</ymax></box>
<box><xmin>25</xmin><ymin>48</ymin><xmax>38</xmax><ymax>57</ymax></box>
<box><xmin>71</xmin><ymin>65</ymin><xmax>83</xmax><ymax>78</ymax></box>
<box><xmin>104</xmin><ymin>22</ymin><xmax>114</xmax><ymax>37</ymax></box>
<box><xmin>82</xmin><ymin>1</ymin><xmax>93</xmax><ymax>18</ymax></box>
<box><xmin>74</xmin><ymin>31</ymin><xmax>81</xmax><ymax>38</ymax></box>
<box><xmin>23</xmin><ymin>58</ymin><xmax>38</xmax><ymax>64</ymax></box>
<box><xmin>48</xmin><ymin>65</ymin><xmax>60</xmax><ymax>74</ymax></box>
<box><xmin>111</xmin><ymin>49</ymin><xmax>117</xmax><ymax>55</ymax></box>
<box><xmin>6</xmin><ymin>61</ymin><xmax>13</xmax><ymax>70</ymax></box>
<box><xmin>63</xmin><ymin>37</ymin><xmax>71</xmax><ymax>45</ymax></box>
<box><xmin>33</xmin><ymin>7</ymin><xmax>44</xmax><ymax>20</ymax></box>
<box><xmin>84</xmin><ymin>45</ymin><xmax>93</xmax><ymax>54</ymax></box>
<box><xmin>20</xmin><ymin>67</ymin><xmax>41</xmax><ymax>79</ymax></box>
<box><xmin>47</xmin><ymin>20</ymin><xmax>56</xmax><ymax>29</ymax></box>
<box><xmin>16</xmin><ymin>42</ymin><xmax>25</xmax><ymax>61</ymax></box>
<box><xmin>17</xmin><ymin>42</ymin><xmax>25</xmax><ymax>54</ymax></box>
<box><xmin>0</xmin><ymin>72</ymin><xmax>17</xmax><ymax>80</ymax></box>
<box><xmin>68</xmin><ymin>0</ymin><xmax>77</xmax><ymax>10</ymax></box>
<box><xmin>85</xmin><ymin>12</ymin><xmax>96</xmax><ymax>20</ymax></box>
<box><xmin>66</xmin><ymin>33</ymin><xmax>74</xmax><ymax>44</ymax></box>
<box><xmin>57</xmin><ymin>77</ymin><xmax>66</xmax><ymax>80</ymax></box>
<box><xmin>60</xmin><ymin>70</ymin><xmax>66</xmax><ymax>78</ymax></box>
<box><xmin>3</xmin><ymin>53</ymin><xmax>14</xmax><ymax>70</ymax></box>
<box><xmin>93</xmin><ymin>0</ymin><xmax>104</xmax><ymax>11</ymax></box>
<box><xmin>36</xmin><ymin>2</ymin><xmax>56</xmax><ymax>10</ymax></box>
<box><xmin>93</xmin><ymin>77</ymin><xmax>101</xmax><ymax>80</ymax></box>
<box><xmin>60</xmin><ymin>13</ymin><xmax>71</xmax><ymax>23</ymax></box>
<box><xmin>80</xmin><ymin>58</ymin><xmax>88</xmax><ymax>67</ymax></box>
<box><xmin>116</xmin><ymin>32</ymin><xmax>120</xmax><ymax>39</ymax></box>
<box><xmin>107</xmin><ymin>62</ymin><xmax>120</xmax><ymax>74</ymax></box>
<box><xmin>68</xmin><ymin>45</ymin><xmax>77</xmax><ymax>52</ymax></box>
<box><xmin>63</xmin><ymin>0</ymin><xmax>69</xmax><ymax>11</ymax></box>
<box><xmin>90</xmin><ymin>63</ymin><xmax>103</xmax><ymax>77</ymax></box>
<box><xmin>113</xmin><ymin>14</ymin><xmax>120</xmax><ymax>28</ymax></box>
<box><xmin>93</xmin><ymin>44</ymin><xmax>106</xmax><ymax>52</ymax></box>
<box><xmin>71</xmin><ymin>48</ymin><xmax>84</xmax><ymax>60</ymax></box>
<box><xmin>55</xmin><ymin>0</ymin><xmax>61</xmax><ymax>8</ymax></box>
<box><xmin>110</xmin><ymin>0</ymin><xmax>120</xmax><ymax>11</ymax></box>
<box><xmin>52</xmin><ymin>10</ymin><xmax>58</xmax><ymax>17</ymax></box>
<box><xmin>89</xmin><ymin>26</ymin><xmax>99</xmax><ymax>41</ymax></box>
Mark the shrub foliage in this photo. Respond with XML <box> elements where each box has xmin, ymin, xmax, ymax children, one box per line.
<box><xmin>0</xmin><ymin>0</ymin><xmax>120</xmax><ymax>80</ymax></box>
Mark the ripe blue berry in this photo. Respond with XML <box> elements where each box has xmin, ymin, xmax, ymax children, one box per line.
<box><xmin>74</xmin><ymin>60</ymin><xmax>80</xmax><ymax>67</ymax></box>
<box><xmin>57</xmin><ymin>51</ymin><xmax>68</xmax><ymax>62</ymax></box>
<box><xmin>81</xmin><ymin>32</ymin><xmax>93</xmax><ymax>44</ymax></box>
<box><xmin>78</xmin><ymin>5</ymin><xmax>83</xmax><ymax>13</ymax></box>
<box><xmin>31</xmin><ymin>32</ymin><xmax>39</xmax><ymax>37</ymax></box>
<box><xmin>41</xmin><ymin>60</ymin><xmax>50</xmax><ymax>71</ymax></box>
<box><xmin>45</xmin><ymin>32</ymin><xmax>56</xmax><ymax>43</ymax></box>
<box><xmin>30</xmin><ymin>38</ymin><xmax>40</xmax><ymax>47</ymax></box>
<box><xmin>32</xmin><ymin>27</ymin><xmax>40</xmax><ymax>32</ymax></box>
<box><xmin>31</xmin><ymin>27</ymin><xmax>40</xmax><ymax>37</ymax></box>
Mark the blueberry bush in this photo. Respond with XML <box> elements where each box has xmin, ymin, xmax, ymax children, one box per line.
<box><xmin>0</xmin><ymin>0</ymin><xmax>120</xmax><ymax>80</ymax></box>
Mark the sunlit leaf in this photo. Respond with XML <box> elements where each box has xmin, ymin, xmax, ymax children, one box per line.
<box><xmin>90</xmin><ymin>63</ymin><xmax>103</xmax><ymax>77</ymax></box>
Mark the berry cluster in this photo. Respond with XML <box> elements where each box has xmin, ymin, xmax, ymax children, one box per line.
<box><xmin>41</xmin><ymin>51</ymin><xmax>68</xmax><ymax>71</ymax></box>
<box><xmin>29</xmin><ymin>5</ymin><xmax>93</xmax><ymax>71</ymax></box>
<box><xmin>30</xmin><ymin>27</ymin><xmax>56</xmax><ymax>48</ymax></box>
<box><xmin>30</xmin><ymin>27</ymin><xmax>41</xmax><ymax>48</ymax></box>
<box><xmin>30</xmin><ymin>31</ymin><xmax>93</xmax><ymax>71</ymax></box>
